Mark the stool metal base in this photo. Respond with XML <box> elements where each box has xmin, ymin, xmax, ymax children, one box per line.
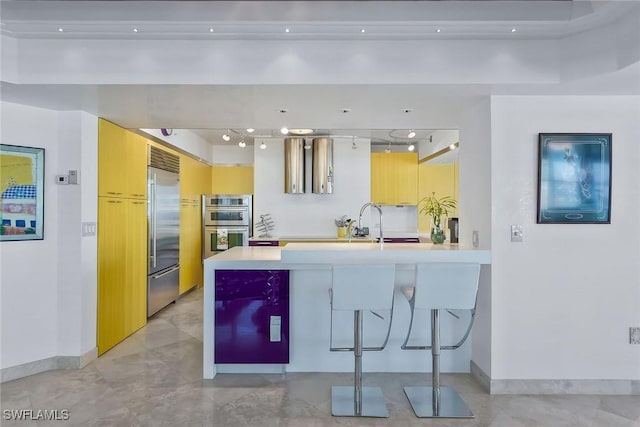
<box><xmin>404</xmin><ymin>386</ymin><xmax>473</xmax><ymax>418</ymax></box>
<box><xmin>331</xmin><ymin>386</ymin><xmax>389</xmax><ymax>418</ymax></box>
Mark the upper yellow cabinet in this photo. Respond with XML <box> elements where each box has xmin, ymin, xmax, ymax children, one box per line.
<box><xmin>417</xmin><ymin>163</ymin><xmax>459</xmax><ymax>233</ymax></box>
<box><xmin>370</xmin><ymin>153</ymin><xmax>418</xmax><ymax>205</ymax></box>
<box><xmin>98</xmin><ymin>119</ymin><xmax>147</xmax><ymax>199</ymax></box>
<box><xmin>211</xmin><ymin>166</ymin><xmax>254</xmax><ymax>195</ymax></box>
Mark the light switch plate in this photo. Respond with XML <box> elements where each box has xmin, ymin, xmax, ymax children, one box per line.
<box><xmin>82</xmin><ymin>222</ymin><xmax>97</xmax><ymax>236</ymax></box>
<box><xmin>630</xmin><ymin>327</ymin><xmax>640</xmax><ymax>344</ymax></box>
<box><xmin>472</xmin><ymin>230</ymin><xmax>479</xmax><ymax>248</ymax></box>
<box><xmin>511</xmin><ymin>225</ymin><xmax>523</xmax><ymax>242</ymax></box>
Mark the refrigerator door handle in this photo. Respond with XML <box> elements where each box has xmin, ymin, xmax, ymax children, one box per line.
<box><xmin>150</xmin><ymin>174</ymin><xmax>157</xmax><ymax>269</ymax></box>
<box><xmin>151</xmin><ymin>265</ymin><xmax>180</xmax><ymax>280</ymax></box>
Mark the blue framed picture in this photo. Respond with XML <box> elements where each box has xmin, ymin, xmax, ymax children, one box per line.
<box><xmin>537</xmin><ymin>133</ymin><xmax>611</xmax><ymax>224</ymax></box>
<box><xmin>0</xmin><ymin>144</ymin><xmax>45</xmax><ymax>240</ymax></box>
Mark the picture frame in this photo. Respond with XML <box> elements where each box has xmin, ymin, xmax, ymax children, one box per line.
<box><xmin>537</xmin><ymin>133</ymin><xmax>611</xmax><ymax>224</ymax></box>
<box><xmin>0</xmin><ymin>144</ymin><xmax>45</xmax><ymax>240</ymax></box>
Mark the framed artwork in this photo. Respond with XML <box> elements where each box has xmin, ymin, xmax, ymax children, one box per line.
<box><xmin>0</xmin><ymin>144</ymin><xmax>45</xmax><ymax>240</ymax></box>
<box><xmin>537</xmin><ymin>133</ymin><xmax>611</xmax><ymax>224</ymax></box>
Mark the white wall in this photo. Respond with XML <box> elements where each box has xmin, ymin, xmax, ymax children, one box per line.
<box><xmin>0</xmin><ymin>103</ymin><xmax>98</xmax><ymax>371</ymax></box>
<box><xmin>459</xmin><ymin>97</ymin><xmax>493</xmax><ymax>377</ymax></box>
<box><xmin>490</xmin><ymin>96</ymin><xmax>640</xmax><ymax>380</ymax></box>
<box><xmin>211</xmin><ymin>144</ymin><xmax>254</xmax><ymax>165</ymax></box>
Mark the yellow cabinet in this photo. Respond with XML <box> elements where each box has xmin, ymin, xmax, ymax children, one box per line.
<box><xmin>211</xmin><ymin>166</ymin><xmax>253</xmax><ymax>194</ymax></box>
<box><xmin>370</xmin><ymin>153</ymin><xmax>418</xmax><ymax>205</ymax></box>
<box><xmin>417</xmin><ymin>163</ymin><xmax>459</xmax><ymax>233</ymax></box>
<box><xmin>179</xmin><ymin>155</ymin><xmax>211</xmax><ymax>294</ymax></box>
<box><xmin>98</xmin><ymin>119</ymin><xmax>146</xmax><ymax>199</ymax></box>
<box><xmin>97</xmin><ymin>197</ymin><xmax>147</xmax><ymax>355</ymax></box>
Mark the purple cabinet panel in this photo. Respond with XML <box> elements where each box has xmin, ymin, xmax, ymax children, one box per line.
<box><xmin>215</xmin><ymin>270</ymin><xmax>289</xmax><ymax>364</ymax></box>
<box><xmin>377</xmin><ymin>237</ymin><xmax>420</xmax><ymax>243</ymax></box>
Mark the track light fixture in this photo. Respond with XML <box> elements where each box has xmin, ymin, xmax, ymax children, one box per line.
<box><xmin>385</xmin><ymin>142</ymin><xmax>391</xmax><ymax>154</ymax></box>
<box><xmin>407</xmin><ymin>130</ymin><xmax>416</xmax><ymax>139</ymax></box>
<box><xmin>352</xmin><ymin>136</ymin><xmax>358</xmax><ymax>150</ymax></box>
<box><xmin>280</xmin><ymin>127</ymin><xmax>289</xmax><ymax>135</ymax></box>
<box><xmin>260</xmin><ymin>141</ymin><xmax>267</xmax><ymax>150</ymax></box>
<box><xmin>238</xmin><ymin>134</ymin><xmax>246</xmax><ymax>148</ymax></box>
<box><xmin>408</xmin><ymin>143</ymin><xmax>415</xmax><ymax>152</ymax></box>
<box><xmin>222</xmin><ymin>129</ymin><xmax>231</xmax><ymax>142</ymax></box>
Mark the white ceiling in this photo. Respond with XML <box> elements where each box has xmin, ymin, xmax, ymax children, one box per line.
<box><xmin>1</xmin><ymin>0</ymin><xmax>639</xmax><ymax>157</ymax></box>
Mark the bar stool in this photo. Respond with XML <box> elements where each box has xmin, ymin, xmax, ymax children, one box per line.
<box><xmin>329</xmin><ymin>264</ymin><xmax>396</xmax><ymax>418</ymax></box>
<box><xmin>401</xmin><ymin>263</ymin><xmax>481</xmax><ymax>418</ymax></box>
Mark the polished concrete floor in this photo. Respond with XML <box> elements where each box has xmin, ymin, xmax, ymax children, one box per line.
<box><xmin>2</xmin><ymin>287</ymin><xmax>639</xmax><ymax>426</ymax></box>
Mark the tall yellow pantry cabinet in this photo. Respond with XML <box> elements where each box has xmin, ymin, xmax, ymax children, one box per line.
<box><xmin>97</xmin><ymin>119</ymin><xmax>147</xmax><ymax>355</ymax></box>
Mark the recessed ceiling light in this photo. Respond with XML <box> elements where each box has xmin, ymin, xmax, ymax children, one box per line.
<box><xmin>246</xmin><ymin>128</ymin><xmax>255</xmax><ymax>133</ymax></box>
<box><xmin>133</xmin><ymin>28</ymin><xmax>139</xmax><ymax>33</ymax></box>
<box><xmin>436</xmin><ymin>28</ymin><xmax>441</xmax><ymax>33</ymax></box>
<box><xmin>511</xmin><ymin>28</ymin><xmax>517</xmax><ymax>33</ymax></box>
<box><xmin>402</xmin><ymin>109</ymin><xmax>413</xmax><ymax>113</ymax></box>
<box><xmin>209</xmin><ymin>28</ymin><xmax>214</xmax><ymax>33</ymax></box>
<box><xmin>340</xmin><ymin>108</ymin><xmax>351</xmax><ymax>114</ymax></box>
<box><xmin>280</xmin><ymin>127</ymin><xmax>289</xmax><ymax>135</ymax></box>
<box><xmin>58</xmin><ymin>28</ymin><xmax>64</xmax><ymax>32</ymax></box>
<box><xmin>285</xmin><ymin>28</ymin><xmax>290</xmax><ymax>33</ymax></box>
<box><xmin>288</xmin><ymin>129</ymin><xmax>314</xmax><ymax>135</ymax></box>
<box><xmin>361</xmin><ymin>29</ymin><xmax>366</xmax><ymax>33</ymax></box>
<box><xmin>278</xmin><ymin>108</ymin><xmax>288</xmax><ymax>113</ymax></box>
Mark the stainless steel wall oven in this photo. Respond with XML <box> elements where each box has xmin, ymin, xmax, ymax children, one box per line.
<box><xmin>202</xmin><ymin>194</ymin><xmax>252</xmax><ymax>259</ymax></box>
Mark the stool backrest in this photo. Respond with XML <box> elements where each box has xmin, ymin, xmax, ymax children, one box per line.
<box><xmin>332</xmin><ymin>264</ymin><xmax>396</xmax><ymax>311</ymax></box>
<box><xmin>413</xmin><ymin>263</ymin><xmax>480</xmax><ymax>310</ymax></box>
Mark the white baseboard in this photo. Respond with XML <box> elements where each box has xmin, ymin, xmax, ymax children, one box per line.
<box><xmin>1</xmin><ymin>347</ymin><xmax>98</xmax><ymax>383</ymax></box>
<box><xmin>470</xmin><ymin>360</ymin><xmax>640</xmax><ymax>395</ymax></box>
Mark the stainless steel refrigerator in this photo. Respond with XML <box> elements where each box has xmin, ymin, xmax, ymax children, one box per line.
<box><xmin>147</xmin><ymin>160</ymin><xmax>180</xmax><ymax>317</ymax></box>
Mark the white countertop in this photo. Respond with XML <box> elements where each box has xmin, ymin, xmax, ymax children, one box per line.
<box><xmin>205</xmin><ymin>243</ymin><xmax>490</xmax><ymax>266</ymax></box>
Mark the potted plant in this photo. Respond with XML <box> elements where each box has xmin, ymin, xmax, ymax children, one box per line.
<box><xmin>419</xmin><ymin>192</ymin><xmax>457</xmax><ymax>244</ymax></box>
<box><xmin>334</xmin><ymin>215</ymin><xmax>351</xmax><ymax>238</ymax></box>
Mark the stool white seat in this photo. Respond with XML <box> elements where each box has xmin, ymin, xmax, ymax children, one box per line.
<box><xmin>401</xmin><ymin>263</ymin><xmax>481</xmax><ymax>418</ymax></box>
<box><xmin>329</xmin><ymin>264</ymin><xmax>396</xmax><ymax>418</ymax></box>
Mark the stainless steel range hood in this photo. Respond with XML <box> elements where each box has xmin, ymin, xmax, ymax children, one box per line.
<box><xmin>312</xmin><ymin>137</ymin><xmax>333</xmax><ymax>194</ymax></box>
<box><xmin>284</xmin><ymin>137</ymin><xmax>305</xmax><ymax>194</ymax></box>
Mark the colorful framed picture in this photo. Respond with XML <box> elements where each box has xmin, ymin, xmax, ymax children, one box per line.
<box><xmin>0</xmin><ymin>144</ymin><xmax>45</xmax><ymax>240</ymax></box>
<box><xmin>537</xmin><ymin>133</ymin><xmax>611</xmax><ymax>224</ymax></box>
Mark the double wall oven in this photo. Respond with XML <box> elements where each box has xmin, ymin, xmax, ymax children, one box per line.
<box><xmin>203</xmin><ymin>194</ymin><xmax>252</xmax><ymax>259</ymax></box>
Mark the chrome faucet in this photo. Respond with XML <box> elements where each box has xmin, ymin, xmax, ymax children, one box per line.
<box><xmin>358</xmin><ymin>202</ymin><xmax>384</xmax><ymax>249</ymax></box>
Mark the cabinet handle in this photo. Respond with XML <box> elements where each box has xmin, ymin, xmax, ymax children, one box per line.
<box><xmin>132</xmin><ymin>201</ymin><xmax>145</xmax><ymax>205</ymax></box>
<box><xmin>106</xmin><ymin>191</ymin><xmax>123</xmax><ymax>195</ymax></box>
<box><xmin>107</xmin><ymin>200</ymin><xmax>123</xmax><ymax>204</ymax></box>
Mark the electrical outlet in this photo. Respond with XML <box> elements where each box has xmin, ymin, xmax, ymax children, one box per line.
<box><xmin>630</xmin><ymin>327</ymin><xmax>640</xmax><ymax>344</ymax></box>
<box><xmin>472</xmin><ymin>230</ymin><xmax>479</xmax><ymax>248</ymax></box>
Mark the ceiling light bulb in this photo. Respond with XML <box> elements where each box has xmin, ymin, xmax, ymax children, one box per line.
<box><xmin>209</xmin><ymin>28</ymin><xmax>214</xmax><ymax>33</ymax></box>
<box><xmin>260</xmin><ymin>142</ymin><xmax>267</xmax><ymax>150</ymax></box>
<box><xmin>408</xmin><ymin>144</ymin><xmax>415</xmax><ymax>152</ymax></box>
<box><xmin>407</xmin><ymin>130</ymin><xmax>416</xmax><ymax>139</ymax></box>
<box><xmin>222</xmin><ymin>134</ymin><xmax>230</xmax><ymax>142</ymax></box>
<box><xmin>280</xmin><ymin>127</ymin><xmax>289</xmax><ymax>135</ymax></box>
<box><xmin>58</xmin><ymin>28</ymin><xmax>64</xmax><ymax>32</ymax></box>
<box><xmin>246</xmin><ymin>128</ymin><xmax>255</xmax><ymax>133</ymax></box>
<box><xmin>285</xmin><ymin>28</ymin><xmax>290</xmax><ymax>33</ymax></box>
<box><xmin>436</xmin><ymin>28</ymin><xmax>441</xmax><ymax>33</ymax></box>
<box><xmin>133</xmin><ymin>28</ymin><xmax>139</xmax><ymax>33</ymax></box>
<box><xmin>385</xmin><ymin>144</ymin><xmax>391</xmax><ymax>154</ymax></box>
<box><xmin>239</xmin><ymin>141</ymin><xmax>246</xmax><ymax>148</ymax></box>
<box><xmin>304</xmin><ymin>141</ymin><xmax>311</xmax><ymax>150</ymax></box>
<box><xmin>361</xmin><ymin>29</ymin><xmax>366</xmax><ymax>33</ymax></box>
<box><xmin>449</xmin><ymin>143</ymin><xmax>457</xmax><ymax>150</ymax></box>
<box><xmin>511</xmin><ymin>28</ymin><xmax>517</xmax><ymax>33</ymax></box>
<box><xmin>352</xmin><ymin>142</ymin><xmax>358</xmax><ymax>150</ymax></box>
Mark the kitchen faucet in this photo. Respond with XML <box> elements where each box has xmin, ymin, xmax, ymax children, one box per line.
<box><xmin>358</xmin><ymin>202</ymin><xmax>384</xmax><ymax>249</ymax></box>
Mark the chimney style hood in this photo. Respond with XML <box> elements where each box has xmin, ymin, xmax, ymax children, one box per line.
<box><xmin>312</xmin><ymin>137</ymin><xmax>333</xmax><ymax>194</ymax></box>
<box><xmin>284</xmin><ymin>137</ymin><xmax>305</xmax><ymax>194</ymax></box>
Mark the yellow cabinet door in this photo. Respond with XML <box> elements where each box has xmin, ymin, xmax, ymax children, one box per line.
<box><xmin>97</xmin><ymin>197</ymin><xmax>127</xmax><ymax>355</ymax></box>
<box><xmin>179</xmin><ymin>200</ymin><xmax>202</xmax><ymax>294</ymax></box>
<box><xmin>125</xmin><ymin>199</ymin><xmax>147</xmax><ymax>333</ymax></box>
<box><xmin>97</xmin><ymin>197</ymin><xmax>147</xmax><ymax>356</ymax></box>
<box><xmin>371</xmin><ymin>153</ymin><xmax>418</xmax><ymax>205</ymax></box>
<box><xmin>98</xmin><ymin>119</ymin><xmax>146</xmax><ymax>199</ymax></box>
<box><xmin>211</xmin><ymin>166</ymin><xmax>253</xmax><ymax>194</ymax></box>
<box><xmin>417</xmin><ymin>163</ymin><xmax>459</xmax><ymax>233</ymax></box>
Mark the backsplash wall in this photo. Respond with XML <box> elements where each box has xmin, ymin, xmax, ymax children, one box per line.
<box><xmin>253</xmin><ymin>137</ymin><xmax>417</xmax><ymax>237</ymax></box>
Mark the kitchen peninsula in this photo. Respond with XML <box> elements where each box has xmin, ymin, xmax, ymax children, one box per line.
<box><xmin>203</xmin><ymin>243</ymin><xmax>491</xmax><ymax>379</ymax></box>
